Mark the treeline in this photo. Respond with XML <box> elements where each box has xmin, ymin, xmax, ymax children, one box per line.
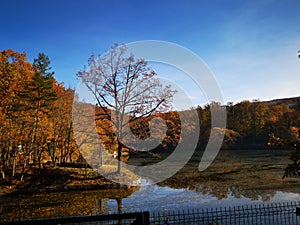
<box><xmin>152</xmin><ymin>99</ymin><xmax>300</xmax><ymax>152</ymax></box>
<box><xmin>0</xmin><ymin>49</ymin><xmax>77</xmax><ymax>181</ymax></box>
<box><xmin>1</xmin><ymin>49</ymin><xmax>300</xmax><ymax>183</ymax></box>
<box><xmin>197</xmin><ymin>98</ymin><xmax>300</xmax><ymax>150</ymax></box>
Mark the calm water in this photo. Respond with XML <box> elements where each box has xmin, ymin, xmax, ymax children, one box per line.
<box><xmin>2</xmin><ymin>149</ymin><xmax>300</xmax><ymax>221</ymax></box>
<box><xmin>1</xmin><ymin>178</ymin><xmax>300</xmax><ymax>221</ymax></box>
<box><xmin>109</xmin><ymin>179</ymin><xmax>300</xmax><ymax>212</ymax></box>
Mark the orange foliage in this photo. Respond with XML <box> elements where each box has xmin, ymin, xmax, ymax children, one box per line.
<box><xmin>0</xmin><ymin>49</ymin><xmax>79</xmax><ymax>181</ymax></box>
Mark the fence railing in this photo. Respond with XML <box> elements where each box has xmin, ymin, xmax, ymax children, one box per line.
<box><xmin>2</xmin><ymin>201</ymin><xmax>300</xmax><ymax>225</ymax></box>
<box><xmin>150</xmin><ymin>201</ymin><xmax>300</xmax><ymax>225</ymax></box>
<box><xmin>0</xmin><ymin>211</ymin><xmax>150</xmax><ymax>225</ymax></box>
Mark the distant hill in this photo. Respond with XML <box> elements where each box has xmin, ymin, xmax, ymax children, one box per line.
<box><xmin>263</xmin><ymin>96</ymin><xmax>300</xmax><ymax>107</ymax></box>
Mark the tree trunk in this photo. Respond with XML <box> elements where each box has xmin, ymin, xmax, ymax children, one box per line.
<box><xmin>8</xmin><ymin>118</ymin><xmax>13</xmax><ymax>180</ymax></box>
<box><xmin>117</xmin><ymin>140</ymin><xmax>122</xmax><ymax>174</ymax></box>
<box><xmin>0</xmin><ymin>167</ymin><xmax>5</xmax><ymax>180</ymax></box>
<box><xmin>12</xmin><ymin>157</ymin><xmax>16</xmax><ymax>179</ymax></box>
<box><xmin>117</xmin><ymin>198</ymin><xmax>123</xmax><ymax>225</ymax></box>
<box><xmin>20</xmin><ymin>159</ymin><xmax>27</xmax><ymax>182</ymax></box>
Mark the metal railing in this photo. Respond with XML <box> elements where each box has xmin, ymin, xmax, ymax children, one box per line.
<box><xmin>0</xmin><ymin>211</ymin><xmax>150</xmax><ymax>225</ymax></box>
<box><xmin>2</xmin><ymin>201</ymin><xmax>300</xmax><ymax>225</ymax></box>
<box><xmin>150</xmin><ymin>201</ymin><xmax>300</xmax><ymax>225</ymax></box>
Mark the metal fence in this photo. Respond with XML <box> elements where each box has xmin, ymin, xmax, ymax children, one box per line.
<box><xmin>2</xmin><ymin>202</ymin><xmax>300</xmax><ymax>225</ymax></box>
<box><xmin>0</xmin><ymin>211</ymin><xmax>150</xmax><ymax>225</ymax></box>
<box><xmin>150</xmin><ymin>201</ymin><xmax>300</xmax><ymax>225</ymax></box>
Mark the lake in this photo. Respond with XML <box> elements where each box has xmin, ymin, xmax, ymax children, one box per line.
<box><xmin>1</xmin><ymin>149</ymin><xmax>300</xmax><ymax>221</ymax></box>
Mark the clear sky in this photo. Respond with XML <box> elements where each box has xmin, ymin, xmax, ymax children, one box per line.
<box><xmin>1</xmin><ymin>0</ymin><xmax>300</xmax><ymax>106</ymax></box>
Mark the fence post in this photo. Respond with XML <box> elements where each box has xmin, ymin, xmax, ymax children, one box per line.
<box><xmin>296</xmin><ymin>207</ymin><xmax>300</xmax><ymax>216</ymax></box>
<box><xmin>130</xmin><ymin>212</ymin><xmax>150</xmax><ymax>225</ymax></box>
<box><xmin>142</xmin><ymin>211</ymin><xmax>150</xmax><ymax>225</ymax></box>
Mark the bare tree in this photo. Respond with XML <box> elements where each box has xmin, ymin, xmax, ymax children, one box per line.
<box><xmin>77</xmin><ymin>44</ymin><xmax>176</xmax><ymax>174</ymax></box>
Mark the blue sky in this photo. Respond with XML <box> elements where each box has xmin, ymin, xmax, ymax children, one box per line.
<box><xmin>1</xmin><ymin>0</ymin><xmax>300</xmax><ymax>106</ymax></box>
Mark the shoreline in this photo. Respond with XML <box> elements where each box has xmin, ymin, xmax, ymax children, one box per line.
<box><xmin>0</xmin><ymin>165</ymin><xmax>138</xmax><ymax>196</ymax></box>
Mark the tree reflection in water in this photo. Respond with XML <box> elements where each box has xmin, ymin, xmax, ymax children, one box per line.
<box><xmin>3</xmin><ymin>150</ymin><xmax>300</xmax><ymax>221</ymax></box>
<box><xmin>0</xmin><ymin>186</ymin><xmax>139</xmax><ymax>222</ymax></box>
<box><xmin>157</xmin><ymin>149</ymin><xmax>300</xmax><ymax>201</ymax></box>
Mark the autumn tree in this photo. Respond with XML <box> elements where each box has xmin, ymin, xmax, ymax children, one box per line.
<box><xmin>0</xmin><ymin>49</ymin><xmax>33</xmax><ymax>180</ymax></box>
<box><xmin>77</xmin><ymin>44</ymin><xmax>176</xmax><ymax>173</ymax></box>
<box><xmin>268</xmin><ymin>54</ymin><xmax>300</xmax><ymax>178</ymax></box>
<box><xmin>0</xmin><ymin>49</ymin><xmax>81</xmax><ymax>183</ymax></box>
<box><xmin>23</xmin><ymin>53</ymin><xmax>57</xmax><ymax>166</ymax></box>
<box><xmin>49</xmin><ymin>83</ymin><xmax>76</xmax><ymax>163</ymax></box>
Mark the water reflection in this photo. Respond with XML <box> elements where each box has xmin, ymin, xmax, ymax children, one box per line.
<box><xmin>2</xmin><ymin>178</ymin><xmax>300</xmax><ymax>222</ymax></box>
<box><xmin>3</xmin><ymin>149</ymin><xmax>300</xmax><ymax>221</ymax></box>
<box><xmin>155</xmin><ymin>149</ymin><xmax>300</xmax><ymax>200</ymax></box>
<box><xmin>0</xmin><ymin>187</ymin><xmax>139</xmax><ymax>221</ymax></box>
<box><xmin>116</xmin><ymin>179</ymin><xmax>300</xmax><ymax>212</ymax></box>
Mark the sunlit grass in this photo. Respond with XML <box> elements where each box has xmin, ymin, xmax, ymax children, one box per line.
<box><xmin>96</xmin><ymin>164</ymin><xmax>141</xmax><ymax>186</ymax></box>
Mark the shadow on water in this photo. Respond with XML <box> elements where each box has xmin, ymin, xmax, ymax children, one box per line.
<box><xmin>0</xmin><ymin>186</ymin><xmax>140</xmax><ymax>222</ymax></box>
<box><xmin>3</xmin><ymin>149</ymin><xmax>300</xmax><ymax>221</ymax></box>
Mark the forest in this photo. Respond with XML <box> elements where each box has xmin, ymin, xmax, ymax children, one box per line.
<box><xmin>1</xmin><ymin>48</ymin><xmax>300</xmax><ymax>184</ymax></box>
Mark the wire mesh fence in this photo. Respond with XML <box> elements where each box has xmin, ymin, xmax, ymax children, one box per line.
<box><xmin>2</xmin><ymin>201</ymin><xmax>300</xmax><ymax>225</ymax></box>
<box><xmin>150</xmin><ymin>201</ymin><xmax>300</xmax><ymax>225</ymax></box>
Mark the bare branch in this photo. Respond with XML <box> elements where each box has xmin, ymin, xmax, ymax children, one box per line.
<box><xmin>77</xmin><ymin>44</ymin><xmax>176</xmax><ymax>161</ymax></box>
<box><xmin>129</xmin><ymin>98</ymin><xmax>166</xmax><ymax>122</ymax></box>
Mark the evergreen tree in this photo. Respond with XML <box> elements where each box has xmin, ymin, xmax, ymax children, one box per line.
<box><xmin>23</xmin><ymin>53</ymin><xmax>57</xmax><ymax>165</ymax></box>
